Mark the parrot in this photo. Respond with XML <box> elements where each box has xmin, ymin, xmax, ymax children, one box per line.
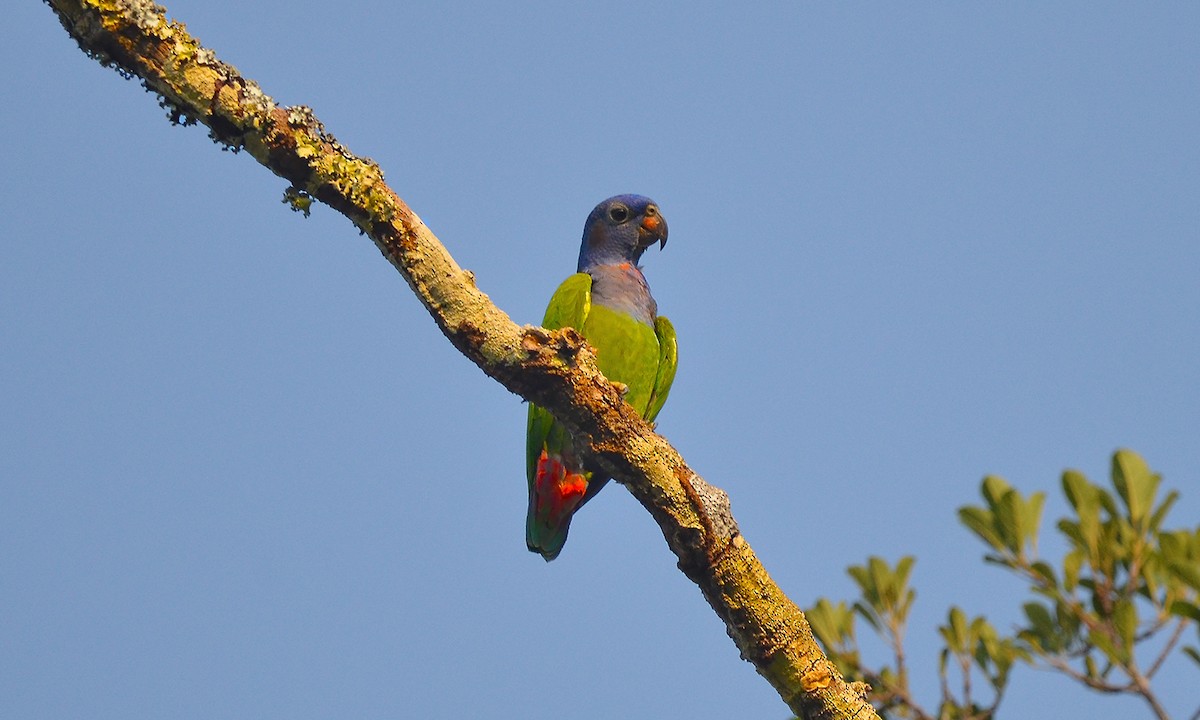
<box><xmin>525</xmin><ymin>194</ymin><xmax>678</xmax><ymax>561</ymax></box>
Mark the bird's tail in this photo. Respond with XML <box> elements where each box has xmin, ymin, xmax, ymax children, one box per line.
<box><xmin>526</xmin><ymin>450</ymin><xmax>589</xmax><ymax>561</ymax></box>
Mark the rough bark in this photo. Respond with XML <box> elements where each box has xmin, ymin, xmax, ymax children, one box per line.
<box><xmin>41</xmin><ymin>1</ymin><xmax>879</xmax><ymax>717</ymax></box>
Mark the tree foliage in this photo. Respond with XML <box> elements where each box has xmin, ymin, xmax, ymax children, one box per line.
<box><xmin>807</xmin><ymin>449</ymin><xmax>1200</xmax><ymax>720</ymax></box>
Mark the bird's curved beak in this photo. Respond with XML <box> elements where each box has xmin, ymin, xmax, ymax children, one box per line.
<box><xmin>639</xmin><ymin>212</ymin><xmax>668</xmax><ymax>251</ymax></box>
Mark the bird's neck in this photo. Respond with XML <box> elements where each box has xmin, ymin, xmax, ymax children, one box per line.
<box><xmin>585</xmin><ymin>262</ymin><xmax>657</xmax><ymax>325</ymax></box>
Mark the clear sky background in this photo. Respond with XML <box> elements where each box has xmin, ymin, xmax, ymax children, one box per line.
<box><xmin>3</xmin><ymin>2</ymin><xmax>1198</xmax><ymax>718</ymax></box>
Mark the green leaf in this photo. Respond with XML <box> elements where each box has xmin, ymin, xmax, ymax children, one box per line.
<box><xmin>1054</xmin><ymin>599</ymin><xmax>1082</xmax><ymax>641</ymax></box>
<box><xmin>982</xmin><ymin>475</ymin><xmax>1013</xmax><ymax>509</ymax></box>
<box><xmin>1057</xmin><ymin>518</ymin><xmax>1085</xmax><ymax>550</ymax></box>
<box><xmin>869</xmin><ymin>556</ymin><xmax>893</xmax><ymax>608</ymax></box>
<box><xmin>878</xmin><ymin>666</ymin><xmax>898</xmax><ymax>688</ymax></box>
<box><xmin>1183</xmin><ymin>646</ymin><xmax>1200</xmax><ymax>667</ymax></box>
<box><xmin>1031</xmin><ymin>561</ymin><xmax>1057</xmax><ymax>589</ymax></box>
<box><xmin>996</xmin><ymin>489</ymin><xmax>1023</xmax><ymax>555</ymax></box>
<box><xmin>1112</xmin><ymin>599</ymin><xmax>1137</xmax><ymax>660</ymax></box>
<box><xmin>982</xmin><ymin>553</ymin><xmax>1016</xmax><ymax>569</ymax></box>
<box><xmin>895</xmin><ymin>557</ymin><xmax>917</xmax><ymax>622</ymax></box>
<box><xmin>1096</xmin><ymin>484</ymin><xmax>1120</xmax><ymax>518</ymax></box>
<box><xmin>1148</xmin><ymin>490</ymin><xmax>1179</xmax><ymax>533</ymax></box>
<box><xmin>1023</xmin><ymin>491</ymin><xmax>1046</xmax><ymax>553</ymax></box>
<box><xmin>849</xmin><ymin>555</ymin><xmax>917</xmax><ymax>621</ymax></box>
<box><xmin>948</xmin><ymin>606</ymin><xmax>968</xmax><ymax>653</ymax></box>
<box><xmin>1112</xmin><ymin>449</ymin><xmax>1160</xmax><ymax>528</ymax></box>
<box><xmin>1159</xmin><ymin>529</ymin><xmax>1188</xmax><ymax>562</ymax></box>
<box><xmin>974</xmin><ymin>616</ymin><xmax>997</xmax><ymax>645</ymax></box>
<box><xmin>806</xmin><ymin>598</ymin><xmax>855</xmax><ymax>650</ymax></box>
<box><xmin>959</xmin><ymin>506</ymin><xmax>1004</xmax><ymax>551</ymax></box>
<box><xmin>1023</xmin><ymin>602</ymin><xmax>1054</xmax><ymax>638</ymax></box>
<box><xmin>1078</xmin><ymin>504</ymin><xmax>1102</xmax><ymax>561</ymax></box>
<box><xmin>970</xmin><ymin>616</ymin><xmax>993</xmax><ymax>666</ymax></box>
<box><xmin>1061</xmin><ymin>469</ymin><xmax>1092</xmax><ymax>512</ymax></box>
<box><xmin>1061</xmin><ymin>470</ymin><xmax>1105</xmax><ymax>561</ymax></box>
<box><xmin>894</xmin><ymin>555</ymin><xmax>916</xmax><ymax>590</ymax></box>
<box><xmin>852</xmin><ymin>600</ymin><xmax>881</xmax><ymax>633</ymax></box>
<box><xmin>1089</xmin><ymin>628</ymin><xmax>1123</xmax><ymax>666</ymax></box>
<box><xmin>1169</xmin><ymin>559</ymin><xmax>1200</xmax><ymax>591</ymax></box>
<box><xmin>1169</xmin><ymin>599</ymin><xmax>1200</xmax><ymax>623</ymax></box>
<box><xmin>1141</xmin><ymin>551</ymin><xmax>1163</xmax><ymax>599</ymax></box>
<box><xmin>847</xmin><ymin>564</ymin><xmax>873</xmax><ymax>600</ymax></box>
<box><xmin>1063</xmin><ymin>549</ymin><xmax>1083</xmax><ymax>591</ymax></box>
<box><xmin>900</xmin><ymin>588</ymin><xmax>917</xmax><ymax>625</ymax></box>
<box><xmin>806</xmin><ymin>609</ymin><xmax>835</xmax><ymax>647</ymax></box>
<box><xmin>1017</xmin><ymin>627</ymin><xmax>1044</xmax><ymax>653</ymax></box>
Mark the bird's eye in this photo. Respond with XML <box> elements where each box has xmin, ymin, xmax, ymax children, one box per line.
<box><xmin>645</xmin><ymin>205</ymin><xmax>658</xmax><ymax>217</ymax></box>
<box><xmin>608</xmin><ymin>205</ymin><xmax>629</xmax><ymax>223</ymax></box>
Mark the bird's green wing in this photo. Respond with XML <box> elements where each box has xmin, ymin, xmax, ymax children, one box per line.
<box><xmin>541</xmin><ymin>272</ymin><xmax>591</xmax><ymax>332</ymax></box>
<box><xmin>526</xmin><ymin>273</ymin><xmax>592</xmax><ymax>483</ymax></box>
<box><xmin>646</xmin><ymin>315</ymin><xmax>678</xmax><ymax>423</ymax></box>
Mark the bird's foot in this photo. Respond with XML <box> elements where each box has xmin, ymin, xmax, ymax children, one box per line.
<box><xmin>611</xmin><ymin>381</ymin><xmax>629</xmax><ymax>397</ymax></box>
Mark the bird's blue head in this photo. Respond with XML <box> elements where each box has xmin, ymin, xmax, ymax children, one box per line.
<box><xmin>577</xmin><ymin>194</ymin><xmax>668</xmax><ymax>272</ymax></box>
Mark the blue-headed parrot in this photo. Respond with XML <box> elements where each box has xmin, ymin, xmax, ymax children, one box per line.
<box><xmin>526</xmin><ymin>195</ymin><xmax>678</xmax><ymax>561</ymax></box>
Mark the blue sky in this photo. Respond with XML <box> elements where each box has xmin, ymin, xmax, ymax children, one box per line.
<box><xmin>4</xmin><ymin>2</ymin><xmax>1198</xmax><ymax>718</ymax></box>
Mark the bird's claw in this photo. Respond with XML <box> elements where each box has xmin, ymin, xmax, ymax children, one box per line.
<box><xmin>611</xmin><ymin>381</ymin><xmax>629</xmax><ymax>397</ymax></box>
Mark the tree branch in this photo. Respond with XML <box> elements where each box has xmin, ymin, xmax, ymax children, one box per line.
<box><xmin>1144</xmin><ymin>617</ymin><xmax>1187</xmax><ymax>679</ymax></box>
<box><xmin>40</xmin><ymin>1</ymin><xmax>878</xmax><ymax>718</ymax></box>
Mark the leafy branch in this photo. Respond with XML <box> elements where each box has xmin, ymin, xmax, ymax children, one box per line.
<box><xmin>964</xmin><ymin>450</ymin><xmax>1199</xmax><ymax>720</ymax></box>
<box><xmin>808</xmin><ymin>450</ymin><xmax>1200</xmax><ymax>720</ymax></box>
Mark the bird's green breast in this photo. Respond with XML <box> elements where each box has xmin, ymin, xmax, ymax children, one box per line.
<box><xmin>582</xmin><ymin>304</ymin><xmax>660</xmax><ymax>416</ymax></box>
